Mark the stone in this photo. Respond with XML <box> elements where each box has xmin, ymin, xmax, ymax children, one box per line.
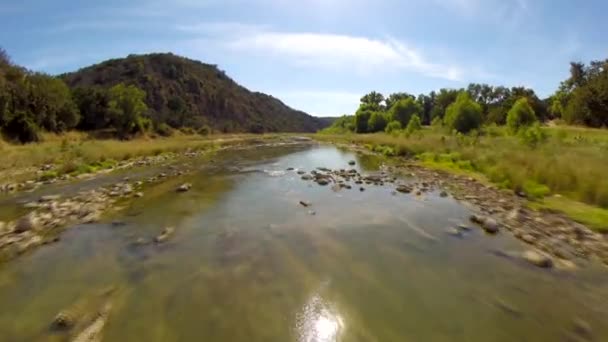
<box><xmin>522</xmin><ymin>250</ymin><xmax>553</xmax><ymax>268</ymax></box>
<box><xmin>176</xmin><ymin>183</ymin><xmax>192</xmax><ymax>192</ymax></box>
<box><xmin>469</xmin><ymin>214</ymin><xmax>485</xmax><ymax>224</ymax></box>
<box><xmin>40</xmin><ymin>194</ymin><xmax>61</xmax><ymax>202</ymax></box>
<box><xmin>297</xmin><ymin>170</ymin><xmax>306</xmax><ymax>175</ymax></box>
<box><xmin>286</xmin><ymin>167</ymin><xmax>295</xmax><ymax>171</ymax></box>
<box><xmin>308</xmin><ymin>210</ymin><xmax>316</xmax><ymax>216</ymax></box>
<box><xmin>439</xmin><ymin>190</ymin><xmax>449</xmax><ymax>198</ymax></box>
<box><xmin>299</xmin><ymin>200</ymin><xmax>311</xmax><ymax>207</ymax></box>
<box><xmin>15</xmin><ymin>213</ymin><xmax>39</xmax><ymax>233</ymax></box>
<box><xmin>53</xmin><ymin>311</ymin><xmax>75</xmax><ymax>329</ymax></box>
<box><xmin>155</xmin><ymin>226</ymin><xmax>175</xmax><ymax>243</ymax></box>
<box><xmin>360</xmin><ymin>187</ymin><xmax>365</xmax><ymax>192</ymax></box>
<box><xmin>396</xmin><ymin>185</ymin><xmax>412</xmax><ymax>193</ymax></box>
<box><xmin>457</xmin><ymin>224</ymin><xmax>472</xmax><ymax>231</ymax></box>
<box><xmin>134</xmin><ymin>192</ymin><xmax>144</xmax><ymax>198</ymax></box>
<box><xmin>301</xmin><ymin>174</ymin><xmax>313</xmax><ymax>181</ymax></box>
<box><xmin>316</xmin><ymin>179</ymin><xmax>329</xmax><ymax>186</ymax></box>
<box><xmin>482</xmin><ymin>218</ymin><xmax>499</xmax><ymax>234</ymax></box>
<box><xmin>445</xmin><ymin>227</ymin><xmax>462</xmax><ymax>237</ymax></box>
<box><xmin>348</xmin><ymin>160</ymin><xmax>356</xmax><ymax>166</ymax></box>
<box><xmin>521</xmin><ymin>234</ymin><xmax>537</xmax><ymax>244</ymax></box>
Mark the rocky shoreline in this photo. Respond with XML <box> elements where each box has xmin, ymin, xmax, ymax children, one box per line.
<box><xmin>328</xmin><ymin>142</ymin><xmax>608</xmax><ymax>268</ymax></box>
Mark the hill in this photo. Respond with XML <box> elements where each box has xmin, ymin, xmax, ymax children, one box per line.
<box><xmin>61</xmin><ymin>53</ymin><xmax>327</xmax><ymax>133</ymax></box>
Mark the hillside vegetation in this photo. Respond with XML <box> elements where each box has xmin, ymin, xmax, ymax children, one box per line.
<box><xmin>0</xmin><ymin>49</ymin><xmax>327</xmax><ymax>143</ymax></box>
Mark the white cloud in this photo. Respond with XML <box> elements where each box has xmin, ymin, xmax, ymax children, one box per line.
<box><xmin>267</xmin><ymin>90</ymin><xmax>362</xmax><ymax>117</ymax></box>
<box><xmin>183</xmin><ymin>23</ymin><xmax>465</xmax><ymax>81</ymax></box>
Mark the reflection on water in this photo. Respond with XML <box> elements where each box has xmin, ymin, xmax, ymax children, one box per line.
<box><xmin>297</xmin><ymin>284</ymin><xmax>344</xmax><ymax>342</ymax></box>
<box><xmin>0</xmin><ymin>144</ymin><xmax>607</xmax><ymax>341</ymax></box>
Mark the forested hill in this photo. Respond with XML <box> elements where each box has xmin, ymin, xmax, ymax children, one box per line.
<box><xmin>60</xmin><ymin>53</ymin><xmax>326</xmax><ymax>133</ymax></box>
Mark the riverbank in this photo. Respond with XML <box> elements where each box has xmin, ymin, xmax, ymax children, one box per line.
<box><xmin>0</xmin><ymin>133</ymin><xmax>283</xmax><ymax>194</ymax></box>
<box><xmin>314</xmin><ymin>126</ymin><xmax>608</xmax><ymax>233</ymax></box>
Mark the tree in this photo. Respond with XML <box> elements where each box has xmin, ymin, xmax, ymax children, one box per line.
<box><xmin>388</xmin><ymin>98</ymin><xmax>422</xmax><ymax>127</ymax></box>
<box><xmin>416</xmin><ymin>93</ymin><xmax>435</xmax><ymax>125</ymax></box>
<box><xmin>73</xmin><ymin>87</ymin><xmax>112</xmax><ymax>130</ymax></box>
<box><xmin>430</xmin><ymin>88</ymin><xmax>459</xmax><ymax>120</ymax></box>
<box><xmin>108</xmin><ymin>83</ymin><xmax>149</xmax><ymax>138</ymax></box>
<box><xmin>405</xmin><ymin>114</ymin><xmax>422</xmax><ymax>135</ymax></box>
<box><xmin>360</xmin><ymin>91</ymin><xmax>384</xmax><ymax>111</ymax></box>
<box><xmin>444</xmin><ymin>92</ymin><xmax>482</xmax><ymax>133</ymax></box>
<box><xmin>27</xmin><ymin>73</ymin><xmax>80</xmax><ymax>132</ymax></box>
<box><xmin>367</xmin><ymin>112</ymin><xmax>387</xmax><ymax>132</ymax></box>
<box><xmin>562</xmin><ymin>59</ymin><xmax>608</xmax><ymax>127</ymax></box>
<box><xmin>385</xmin><ymin>92</ymin><xmax>414</xmax><ymax>110</ymax></box>
<box><xmin>506</xmin><ymin>98</ymin><xmax>537</xmax><ymax>133</ymax></box>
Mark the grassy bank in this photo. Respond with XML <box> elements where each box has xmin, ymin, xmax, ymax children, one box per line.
<box><xmin>316</xmin><ymin>126</ymin><xmax>608</xmax><ymax>232</ymax></box>
<box><xmin>0</xmin><ymin>132</ymin><xmax>277</xmax><ymax>184</ymax></box>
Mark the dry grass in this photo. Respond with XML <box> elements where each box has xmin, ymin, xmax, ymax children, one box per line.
<box><xmin>0</xmin><ymin>133</ymin><xmax>273</xmax><ymax>183</ymax></box>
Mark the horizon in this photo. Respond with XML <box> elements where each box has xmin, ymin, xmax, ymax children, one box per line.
<box><xmin>1</xmin><ymin>0</ymin><xmax>607</xmax><ymax>117</ymax></box>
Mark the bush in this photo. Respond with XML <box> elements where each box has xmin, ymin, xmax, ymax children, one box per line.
<box><xmin>405</xmin><ymin>114</ymin><xmax>422</xmax><ymax>135</ymax></box>
<box><xmin>198</xmin><ymin>125</ymin><xmax>211</xmax><ymax>136</ymax></box>
<box><xmin>444</xmin><ymin>92</ymin><xmax>482</xmax><ymax>133</ymax></box>
<box><xmin>431</xmin><ymin>116</ymin><xmax>443</xmax><ymax>127</ymax></box>
<box><xmin>518</xmin><ymin>122</ymin><xmax>547</xmax><ymax>148</ymax></box>
<box><xmin>367</xmin><ymin>112</ymin><xmax>387</xmax><ymax>132</ymax></box>
<box><xmin>507</xmin><ymin>98</ymin><xmax>537</xmax><ymax>134</ymax></box>
<box><xmin>385</xmin><ymin>121</ymin><xmax>402</xmax><ymax>134</ymax></box>
<box><xmin>155</xmin><ymin>122</ymin><xmax>174</xmax><ymax>137</ymax></box>
<box><xmin>355</xmin><ymin>108</ymin><xmax>372</xmax><ymax>133</ymax></box>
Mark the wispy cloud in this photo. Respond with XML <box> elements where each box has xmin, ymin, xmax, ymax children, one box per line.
<box><xmin>182</xmin><ymin>23</ymin><xmax>466</xmax><ymax>81</ymax></box>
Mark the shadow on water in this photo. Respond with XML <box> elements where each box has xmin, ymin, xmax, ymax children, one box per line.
<box><xmin>0</xmin><ymin>143</ymin><xmax>607</xmax><ymax>341</ymax></box>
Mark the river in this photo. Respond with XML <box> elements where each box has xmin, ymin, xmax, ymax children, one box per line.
<box><xmin>0</xmin><ymin>143</ymin><xmax>606</xmax><ymax>341</ymax></box>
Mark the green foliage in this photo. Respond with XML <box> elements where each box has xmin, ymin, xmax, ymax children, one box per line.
<box><xmin>444</xmin><ymin>92</ymin><xmax>482</xmax><ymax>133</ymax></box>
<box><xmin>320</xmin><ymin>115</ymin><xmax>355</xmax><ymax>134</ymax></box>
<box><xmin>431</xmin><ymin>116</ymin><xmax>443</xmax><ymax>127</ymax></box>
<box><xmin>154</xmin><ymin>122</ymin><xmax>173</xmax><ymax>136</ymax></box>
<box><xmin>518</xmin><ymin>122</ymin><xmax>547</xmax><ymax>148</ymax></box>
<box><xmin>388</xmin><ymin>98</ymin><xmax>422</xmax><ymax>127</ymax></box>
<box><xmin>360</xmin><ymin>91</ymin><xmax>384</xmax><ymax>111</ymax></box>
<box><xmin>355</xmin><ymin>107</ymin><xmax>372</xmax><ymax>133</ymax></box>
<box><xmin>385</xmin><ymin>92</ymin><xmax>414</xmax><ymax>110</ymax></box>
<box><xmin>405</xmin><ymin>114</ymin><xmax>422</xmax><ymax>135</ymax></box>
<box><xmin>198</xmin><ymin>125</ymin><xmax>211</xmax><ymax>136</ymax></box>
<box><xmin>27</xmin><ymin>73</ymin><xmax>80</xmax><ymax>132</ymax></box>
<box><xmin>384</xmin><ymin>121</ymin><xmax>402</xmax><ymax>134</ymax></box>
<box><xmin>108</xmin><ymin>83</ymin><xmax>149</xmax><ymax>138</ymax></box>
<box><xmin>367</xmin><ymin>112</ymin><xmax>387</xmax><ymax>132</ymax></box>
<box><xmin>73</xmin><ymin>87</ymin><xmax>111</xmax><ymax>130</ymax></box>
<box><xmin>507</xmin><ymin>98</ymin><xmax>537</xmax><ymax>133</ymax></box>
<box><xmin>521</xmin><ymin>180</ymin><xmax>551</xmax><ymax>199</ymax></box>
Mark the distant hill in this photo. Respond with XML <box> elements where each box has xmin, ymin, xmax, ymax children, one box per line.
<box><xmin>61</xmin><ymin>53</ymin><xmax>328</xmax><ymax>133</ymax></box>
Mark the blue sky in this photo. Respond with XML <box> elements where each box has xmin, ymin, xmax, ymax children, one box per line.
<box><xmin>1</xmin><ymin>0</ymin><xmax>607</xmax><ymax>116</ymax></box>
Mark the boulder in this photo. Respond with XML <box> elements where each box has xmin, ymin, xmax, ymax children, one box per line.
<box><xmin>522</xmin><ymin>250</ymin><xmax>553</xmax><ymax>268</ymax></box>
<box><xmin>482</xmin><ymin>218</ymin><xmax>500</xmax><ymax>234</ymax></box>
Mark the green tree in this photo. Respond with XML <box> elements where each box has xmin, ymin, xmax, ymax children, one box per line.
<box><xmin>355</xmin><ymin>108</ymin><xmax>372</xmax><ymax>133</ymax></box>
<box><xmin>388</xmin><ymin>98</ymin><xmax>422</xmax><ymax>126</ymax></box>
<box><xmin>385</xmin><ymin>92</ymin><xmax>414</xmax><ymax>110</ymax></box>
<box><xmin>367</xmin><ymin>112</ymin><xmax>387</xmax><ymax>132</ymax></box>
<box><xmin>405</xmin><ymin>114</ymin><xmax>422</xmax><ymax>135</ymax></box>
<box><xmin>27</xmin><ymin>73</ymin><xmax>80</xmax><ymax>132</ymax></box>
<box><xmin>108</xmin><ymin>84</ymin><xmax>149</xmax><ymax>138</ymax></box>
<box><xmin>506</xmin><ymin>98</ymin><xmax>537</xmax><ymax>133</ymax></box>
<box><xmin>444</xmin><ymin>92</ymin><xmax>482</xmax><ymax>133</ymax></box>
<box><xmin>430</xmin><ymin>88</ymin><xmax>459</xmax><ymax>120</ymax></box>
<box><xmin>360</xmin><ymin>91</ymin><xmax>385</xmax><ymax>110</ymax></box>
<box><xmin>73</xmin><ymin>87</ymin><xmax>111</xmax><ymax>130</ymax></box>
<box><xmin>385</xmin><ymin>121</ymin><xmax>402</xmax><ymax>134</ymax></box>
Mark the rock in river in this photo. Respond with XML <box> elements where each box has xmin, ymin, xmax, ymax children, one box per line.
<box><xmin>522</xmin><ymin>250</ymin><xmax>553</xmax><ymax>268</ymax></box>
<box><xmin>301</xmin><ymin>174</ymin><xmax>313</xmax><ymax>181</ymax></box>
<box><xmin>299</xmin><ymin>200</ymin><xmax>312</xmax><ymax>207</ymax></box>
<box><xmin>155</xmin><ymin>226</ymin><xmax>175</xmax><ymax>243</ymax></box>
<box><xmin>15</xmin><ymin>213</ymin><xmax>39</xmax><ymax>233</ymax></box>
<box><xmin>316</xmin><ymin>179</ymin><xmax>330</xmax><ymax>186</ymax></box>
<box><xmin>176</xmin><ymin>183</ymin><xmax>192</xmax><ymax>192</ymax></box>
<box><xmin>348</xmin><ymin>160</ymin><xmax>356</xmax><ymax>166</ymax></box>
<box><xmin>396</xmin><ymin>184</ymin><xmax>413</xmax><ymax>193</ymax></box>
<box><xmin>482</xmin><ymin>218</ymin><xmax>500</xmax><ymax>234</ymax></box>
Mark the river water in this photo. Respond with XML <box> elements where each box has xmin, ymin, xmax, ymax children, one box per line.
<box><xmin>0</xmin><ymin>143</ymin><xmax>606</xmax><ymax>341</ymax></box>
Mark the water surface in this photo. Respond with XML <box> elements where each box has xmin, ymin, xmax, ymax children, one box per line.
<box><xmin>0</xmin><ymin>144</ymin><xmax>606</xmax><ymax>341</ymax></box>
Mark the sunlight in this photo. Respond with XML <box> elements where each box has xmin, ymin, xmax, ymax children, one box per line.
<box><xmin>297</xmin><ymin>292</ymin><xmax>345</xmax><ymax>342</ymax></box>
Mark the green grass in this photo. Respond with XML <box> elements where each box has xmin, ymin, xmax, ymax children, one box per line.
<box><xmin>315</xmin><ymin>125</ymin><xmax>608</xmax><ymax>231</ymax></box>
<box><xmin>530</xmin><ymin>196</ymin><xmax>608</xmax><ymax>233</ymax></box>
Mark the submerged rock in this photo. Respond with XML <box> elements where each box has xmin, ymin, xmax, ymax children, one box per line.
<box><xmin>396</xmin><ymin>184</ymin><xmax>412</xmax><ymax>193</ymax></box>
<box><xmin>522</xmin><ymin>250</ymin><xmax>553</xmax><ymax>268</ymax></box>
<box><xmin>176</xmin><ymin>183</ymin><xmax>192</xmax><ymax>192</ymax></box>
<box><xmin>155</xmin><ymin>226</ymin><xmax>175</xmax><ymax>243</ymax></box>
<box><xmin>316</xmin><ymin>179</ymin><xmax>330</xmax><ymax>186</ymax></box>
<box><xmin>301</xmin><ymin>174</ymin><xmax>313</xmax><ymax>181</ymax></box>
<box><xmin>439</xmin><ymin>190</ymin><xmax>449</xmax><ymax>198</ymax></box>
<box><xmin>299</xmin><ymin>200</ymin><xmax>312</xmax><ymax>207</ymax></box>
<box><xmin>348</xmin><ymin>160</ymin><xmax>356</xmax><ymax>166</ymax></box>
<box><xmin>445</xmin><ymin>227</ymin><xmax>462</xmax><ymax>237</ymax></box>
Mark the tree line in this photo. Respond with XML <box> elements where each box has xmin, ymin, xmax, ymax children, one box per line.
<box><xmin>326</xmin><ymin>57</ymin><xmax>608</xmax><ymax>135</ymax></box>
<box><xmin>0</xmin><ymin>48</ymin><xmax>167</xmax><ymax>143</ymax></box>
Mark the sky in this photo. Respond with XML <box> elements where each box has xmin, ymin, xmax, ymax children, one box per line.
<box><xmin>1</xmin><ymin>0</ymin><xmax>607</xmax><ymax>117</ymax></box>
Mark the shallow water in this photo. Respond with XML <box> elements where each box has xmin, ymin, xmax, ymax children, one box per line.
<box><xmin>0</xmin><ymin>144</ymin><xmax>607</xmax><ymax>341</ymax></box>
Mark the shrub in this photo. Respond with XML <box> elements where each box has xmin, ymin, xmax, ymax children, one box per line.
<box><xmin>198</xmin><ymin>125</ymin><xmax>211</xmax><ymax>136</ymax></box>
<box><xmin>354</xmin><ymin>108</ymin><xmax>372</xmax><ymax>133</ymax></box>
<box><xmin>155</xmin><ymin>122</ymin><xmax>173</xmax><ymax>137</ymax></box>
<box><xmin>405</xmin><ymin>114</ymin><xmax>422</xmax><ymax>135</ymax></box>
<box><xmin>431</xmin><ymin>116</ymin><xmax>443</xmax><ymax>127</ymax></box>
<box><xmin>507</xmin><ymin>98</ymin><xmax>537</xmax><ymax>134</ymax></box>
<box><xmin>444</xmin><ymin>92</ymin><xmax>482</xmax><ymax>133</ymax></box>
<box><xmin>518</xmin><ymin>122</ymin><xmax>547</xmax><ymax>148</ymax></box>
<box><xmin>367</xmin><ymin>112</ymin><xmax>387</xmax><ymax>132</ymax></box>
<box><xmin>385</xmin><ymin>121</ymin><xmax>402</xmax><ymax>134</ymax></box>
